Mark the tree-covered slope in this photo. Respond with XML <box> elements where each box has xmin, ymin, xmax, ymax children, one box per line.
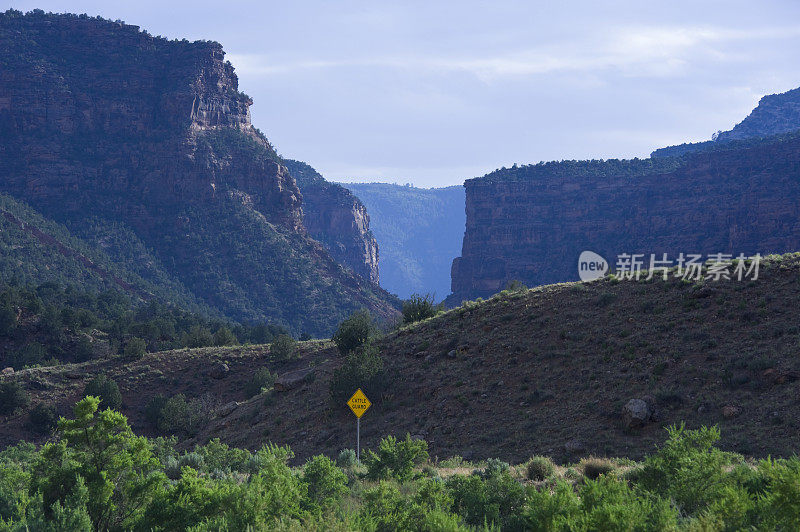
<box><xmin>342</xmin><ymin>183</ymin><xmax>465</xmax><ymax>300</ymax></box>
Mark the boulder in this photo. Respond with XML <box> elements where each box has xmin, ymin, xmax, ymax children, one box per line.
<box><xmin>622</xmin><ymin>398</ymin><xmax>651</xmax><ymax>429</ymax></box>
<box><xmin>722</xmin><ymin>405</ymin><xmax>741</xmax><ymax>418</ymax></box>
<box><xmin>274</xmin><ymin>367</ymin><xmax>315</xmax><ymax>392</ymax></box>
<box><xmin>564</xmin><ymin>438</ymin><xmax>586</xmax><ymax>454</ymax></box>
<box><xmin>216</xmin><ymin>401</ymin><xmax>239</xmax><ymax>417</ymax></box>
<box><xmin>1</xmin><ymin>367</ymin><xmax>13</xmax><ymax>376</ymax></box>
<box><xmin>209</xmin><ymin>362</ymin><xmax>229</xmax><ymax>379</ymax></box>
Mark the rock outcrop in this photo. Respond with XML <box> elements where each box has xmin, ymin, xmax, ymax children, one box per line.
<box><xmin>448</xmin><ymin>133</ymin><xmax>800</xmax><ymax>303</ymax></box>
<box><xmin>0</xmin><ymin>10</ymin><xmax>398</xmax><ymax>335</ymax></box>
<box><xmin>283</xmin><ymin>160</ymin><xmax>379</xmax><ymax>284</ymax></box>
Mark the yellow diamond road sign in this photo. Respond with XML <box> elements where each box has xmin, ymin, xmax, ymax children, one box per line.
<box><xmin>347</xmin><ymin>388</ymin><xmax>371</xmax><ymax>418</ymax></box>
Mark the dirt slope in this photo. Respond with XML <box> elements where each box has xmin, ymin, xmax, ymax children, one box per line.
<box><xmin>3</xmin><ymin>254</ymin><xmax>800</xmax><ymax>463</ymax></box>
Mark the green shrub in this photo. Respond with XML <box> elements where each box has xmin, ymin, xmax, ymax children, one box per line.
<box><xmin>478</xmin><ymin>458</ymin><xmax>510</xmax><ymax>479</ymax></box>
<box><xmin>194</xmin><ymin>438</ymin><xmax>252</xmax><ymax>473</ymax></box>
<box><xmin>122</xmin><ymin>337</ymin><xmax>147</xmax><ymax>359</ymax></box>
<box><xmin>577</xmin><ymin>474</ymin><xmax>679</xmax><ymax>530</ymax></box>
<box><xmin>158</xmin><ymin>395</ymin><xmax>207</xmax><ymax>437</ymax></box>
<box><xmin>336</xmin><ymin>449</ymin><xmax>357</xmax><ymax>468</ymax></box>
<box><xmin>83</xmin><ymin>375</ymin><xmax>122</xmax><ymax>410</ymax></box>
<box><xmin>178</xmin><ymin>452</ymin><xmax>204</xmax><ymax>471</ymax></box>
<box><xmin>755</xmin><ymin>457</ymin><xmax>800</xmax><ymax>530</ymax></box>
<box><xmin>364</xmin><ymin>434</ymin><xmax>429</xmax><ymax>481</ymax></box>
<box><xmin>638</xmin><ymin>424</ymin><xmax>735</xmax><ymax>516</ymax></box>
<box><xmin>0</xmin><ymin>381</ymin><xmax>29</xmax><ymax>415</ymax></box>
<box><xmin>245</xmin><ymin>368</ymin><xmax>275</xmax><ymax>399</ymax></box>
<box><xmin>522</xmin><ymin>479</ymin><xmax>581</xmax><ymax>528</ymax></box>
<box><xmin>505</xmin><ymin>280</ymin><xmax>528</xmax><ymax>292</ymax></box>
<box><xmin>28</xmin><ymin>403</ymin><xmax>57</xmax><ymax>434</ymax></box>
<box><xmin>270</xmin><ymin>334</ymin><xmax>296</xmax><ymax>361</ymax></box>
<box><xmin>32</xmin><ymin>397</ymin><xmax>164</xmax><ymax>530</ymax></box>
<box><xmin>0</xmin><ymin>303</ymin><xmax>17</xmax><ymax>336</ymax></box>
<box><xmin>401</xmin><ymin>293</ymin><xmax>442</xmax><ymax>324</ymax></box>
<box><xmin>212</xmin><ymin>327</ymin><xmax>237</xmax><ymax>347</ymax></box>
<box><xmin>580</xmin><ymin>457</ymin><xmax>616</xmax><ymax>480</ymax></box>
<box><xmin>331</xmin><ymin>310</ymin><xmax>376</xmax><ymax>355</ymax></box>
<box><xmin>302</xmin><ymin>455</ymin><xmax>348</xmax><ymax>509</ymax></box>
<box><xmin>163</xmin><ymin>456</ymin><xmax>181</xmax><ymax>480</ymax></box>
<box><xmin>526</xmin><ymin>456</ymin><xmax>556</xmax><ymax>481</ymax></box>
<box><xmin>73</xmin><ymin>336</ymin><xmax>94</xmax><ymax>362</ymax></box>
<box><xmin>329</xmin><ymin>343</ymin><xmax>386</xmax><ymax>405</ymax></box>
<box><xmin>446</xmin><ymin>469</ymin><xmax>526</xmax><ymax>529</ymax></box>
<box><xmin>143</xmin><ymin>394</ymin><xmax>168</xmax><ymax>428</ymax></box>
<box><xmin>183</xmin><ymin>326</ymin><xmax>213</xmax><ymax>348</ymax></box>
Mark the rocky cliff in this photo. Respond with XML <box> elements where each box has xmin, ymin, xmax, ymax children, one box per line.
<box><xmin>283</xmin><ymin>160</ymin><xmax>379</xmax><ymax>283</ymax></box>
<box><xmin>448</xmin><ymin>134</ymin><xmax>800</xmax><ymax>304</ymax></box>
<box><xmin>0</xmin><ymin>10</ymin><xmax>398</xmax><ymax>335</ymax></box>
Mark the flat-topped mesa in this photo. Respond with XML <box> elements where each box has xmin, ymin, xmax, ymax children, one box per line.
<box><xmin>447</xmin><ymin>135</ymin><xmax>800</xmax><ymax>305</ymax></box>
<box><xmin>0</xmin><ymin>10</ymin><xmax>301</xmax><ymax>228</ymax></box>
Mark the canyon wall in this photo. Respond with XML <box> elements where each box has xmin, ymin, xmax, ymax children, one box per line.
<box><xmin>284</xmin><ymin>160</ymin><xmax>379</xmax><ymax>284</ymax></box>
<box><xmin>0</xmin><ymin>10</ymin><xmax>397</xmax><ymax>334</ymax></box>
<box><xmin>448</xmin><ymin>135</ymin><xmax>800</xmax><ymax>304</ymax></box>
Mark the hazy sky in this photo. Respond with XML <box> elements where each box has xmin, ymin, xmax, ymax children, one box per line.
<box><xmin>7</xmin><ymin>1</ymin><xmax>800</xmax><ymax>186</ymax></box>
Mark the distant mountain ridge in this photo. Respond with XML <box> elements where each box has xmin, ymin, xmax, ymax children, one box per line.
<box><xmin>653</xmin><ymin>85</ymin><xmax>800</xmax><ymax>158</ymax></box>
<box><xmin>0</xmin><ymin>10</ymin><xmax>398</xmax><ymax>335</ymax></box>
<box><xmin>341</xmin><ymin>183</ymin><xmax>465</xmax><ymax>300</ymax></box>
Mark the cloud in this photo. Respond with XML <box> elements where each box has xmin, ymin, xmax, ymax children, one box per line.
<box><xmin>229</xmin><ymin>24</ymin><xmax>800</xmax><ymax>83</ymax></box>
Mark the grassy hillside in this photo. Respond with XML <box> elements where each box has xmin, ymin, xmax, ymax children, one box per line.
<box><xmin>341</xmin><ymin>183</ymin><xmax>465</xmax><ymax>300</ymax></box>
<box><xmin>4</xmin><ymin>253</ymin><xmax>800</xmax><ymax>466</ymax></box>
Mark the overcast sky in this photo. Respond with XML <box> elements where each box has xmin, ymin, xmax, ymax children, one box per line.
<box><xmin>8</xmin><ymin>1</ymin><xmax>800</xmax><ymax>186</ymax></box>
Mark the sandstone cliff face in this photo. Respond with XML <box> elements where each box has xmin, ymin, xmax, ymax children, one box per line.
<box><xmin>0</xmin><ymin>10</ymin><xmax>397</xmax><ymax>334</ymax></box>
<box><xmin>284</xmin><ymin>159</ymin><xmax>379</xmax><ymax>284</ymax></box>
<box><xmin>448</xmin><ymin>135</ymin><xmax>800</xmax><ymax>303</ymax></box>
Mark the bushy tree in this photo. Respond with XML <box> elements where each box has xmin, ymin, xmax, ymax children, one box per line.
<box><xmin>329</xmin><ymin>343</ymin><xmax>386</xmax><ymax>405</ymax></box>
<box><xmin>122</xmin><ymin>337</ymin><xmax>147</xmax><ymax>359</ymax></box>
<box><xmin>183</xmin><ymin>326</ymin><xmax>214</xmax><ymax>348</ymax></box>
<box><xmin>332</xmin><ymin>310</ymin><xmax>376</xmax><ymax>355</ymax></box>
<box><xmin>364</xmin><ymin>434</ymin><xmax>429</xmax><ymax>481</ymax></box>
<box><xmin>401</xmin><ymin>293</ymin><xmax>442</xmax><ymax>324</ymax></box>
<box><xmin>638</xmin><ymin>424</ymin><xmax>735</xmax><ymax>515</ymax></box>
<box><xmin>151</xmin><ymin>394</ymin><xmax>208</xmax><ymax>437</ymax></box>
<box><xmin>270</xmin><ymin>334</ymin><xmax>296</xmax><ymax>361</ymax></box>
<box><xmin>446</xmin><ymin>468</ymin><xmax>527</xmax><ymax>529</ymax></box>
<box><xmin>28</xmin><ymin>403</ymin><xmax>58</xmax><ymax>434</ymax></box>
<box><xmin>212</xmin><ymin>327</ymin><xmax>237</xmax><ymax>347</ymax></box>
<box><xmin>31</xmin><ymin>397</ymin><xmax>164</xmax><ymax>530</ymax></box>
<box><xmin>245</xmin><ymin>368</ymin><xmax>275</xmax><ymax>399</ymax></box>
<box><xmin>83</xmin><ymin>375</ymin><xmax>122</xmax><ymax>410</ymax></box>
<box><xmin>0</xmin><ymin>302</ymin><xmax>17</xmax><ymax>336</ymax></box>
<box><xmin>302</xmin><ymin>455</ymin><xmax>348</xmax><ymax>510</ymax></box>
<box><xmin>0</xmin><ymin>381</ymin><xmax>29</xmax><ymax>415</ymax></box>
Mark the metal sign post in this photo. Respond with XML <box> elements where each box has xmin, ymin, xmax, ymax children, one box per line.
<box><xmin>347</xmin><ymin>388</ymin><xmax>371</xmax><ymax>463</ymax></box>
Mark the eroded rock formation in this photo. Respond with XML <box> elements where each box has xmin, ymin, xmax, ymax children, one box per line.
<box><xmin>284</xmin><ymin>160</ymin><xmax>379</xmax><ymax>284</ymax></box>
<box><xmin>0</xmin><ymin>10</ymin><xmax>397</xmax><ymax>334</ymax></box>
